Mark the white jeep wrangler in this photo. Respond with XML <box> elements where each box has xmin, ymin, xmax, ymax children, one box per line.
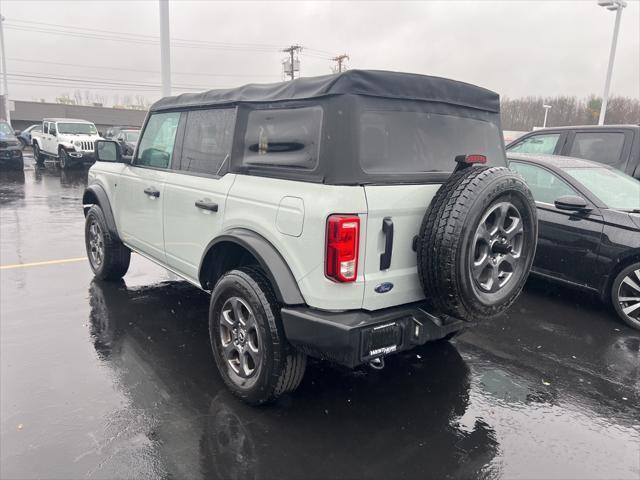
<box><xmin>83</xmin><ymin>70</ymin><xmax>537</xmax><ymax>405</ymax></box>
<box><xmin>32</xmin><ymin>118</ymin><xmax>102</xmax><ymax>169</ymax></box>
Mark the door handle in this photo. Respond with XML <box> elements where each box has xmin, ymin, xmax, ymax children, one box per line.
<box><xmin>380</xmin><ymin>217</ymin><xmax>394</xmax><ymax>270</ymax></box>
<box><xmin>195</xmin><ymin>199</ymin><xmax>219</xmax><ymax>212</ymax></box>
<box><xmin>143</xmin><ymin>187</ymin><xmax>160</xmax><ymax>198</ymax></box>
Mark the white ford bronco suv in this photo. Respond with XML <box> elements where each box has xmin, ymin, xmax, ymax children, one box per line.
<box><xmin>83</xmin><ymin>70</ymin><xmax>537</xmax><ymax>404</ymax></box>
<box><xmin>32</xmin><ymin>118</ymin><xmax>102</xmax><ymax>169</ymax></box>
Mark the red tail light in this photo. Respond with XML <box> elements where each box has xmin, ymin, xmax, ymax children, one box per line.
<box><xmin>326</xmin><ymin>215</ymin><xmax>360</xmax><ymax>283</ymax></box>
<box><xmin>455</xmin><ymin>154</ymin><xmax>487</xmax><ymax>165</ymax></box>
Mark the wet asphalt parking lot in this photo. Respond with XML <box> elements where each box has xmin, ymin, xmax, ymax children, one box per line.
<box><xmin>1</xmin><ymin>154</ymin><xmax>639</xmax><ymax>480</ymax></box>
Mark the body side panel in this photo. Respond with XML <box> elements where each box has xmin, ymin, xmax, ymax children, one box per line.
<box><xmin>224</xmin><ymin>174</ymin><xmax>368</xmax><ymax>311</ymax></box>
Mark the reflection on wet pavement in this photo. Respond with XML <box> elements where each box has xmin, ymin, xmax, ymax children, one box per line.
<box><xmin>1</xmin><ymin>158</ymin><xmax>639</xmax><ymax>479</ymax></box>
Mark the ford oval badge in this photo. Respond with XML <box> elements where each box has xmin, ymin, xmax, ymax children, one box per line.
<box><xmin>374</xmin><ymin>282</ymin><xmax>394</xmax><ymax>294</ymax></box>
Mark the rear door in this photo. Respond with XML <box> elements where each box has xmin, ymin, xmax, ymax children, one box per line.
<box><xmin>359</xmin><ymin>107</ymin><xmax>506</xmax><ymax>311</ymax></box>
<box><xmin>362</xmin><ymin>184</ymin><xmax>441</xmax><ymax>310</ymax></box>
<box><xmin>163</xmin><ymin>108</ymin><xmax>237</xmax><ymax>281</ymax></box>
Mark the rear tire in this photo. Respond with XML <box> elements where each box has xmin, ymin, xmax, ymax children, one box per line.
<box><xmin>417</xmin><ymin>166</ymin><xmax>537</xmax><ymax>322</ymax></box>
<box><xmin>611</xmin><ymin>262</ymin><xmax>640</xmax><ymax>330</ymax></box>
<box><xmin>84</xmin><ymin>205</ymin><xmax>131</xmax><ymax>281</ymax></box>
<box><xmin>209</xmin><ymin>267</ymin><xmax>306</xmax><ymax>405</ymax></box>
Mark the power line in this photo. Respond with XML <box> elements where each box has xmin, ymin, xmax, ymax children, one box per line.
<box><xmin>8</xmin><ymin>18</ymin><xmax>285</xmax><ymax>50</ymax></box>
<box><xmin>6</xmin><ymin>72</ymin><xmax>218</xmax><ymax>91</ymax></box>
<box><xmin>7</xmin><ymin>58</ymin><xmax>280</xmax><ymax>79</ymax></box>
<box><xmin>4</xmin><ymin>22</ymin><xmax>281</xmax><ymax>53</ymax></box>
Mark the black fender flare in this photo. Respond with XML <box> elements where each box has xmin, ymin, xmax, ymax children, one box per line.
<box><xmin>82</xmin><ymin>184</ymin><xmax>119</xmax><ymax>239</ymax></box>
<box><xmin>199</xmin><ymin>228</ymin><xmax>305</xmax><ymax>306</ymax></box>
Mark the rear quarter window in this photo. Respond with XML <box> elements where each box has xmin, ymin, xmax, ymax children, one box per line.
<box><xmin>243</xmin><ymin>106</ymin><xmax>322</xmax><ymax>169</ymax></box>
<box><xmin>359</xmin><ymin>110</ymin><xmax>504</xmax><ymax>174</ymax></box>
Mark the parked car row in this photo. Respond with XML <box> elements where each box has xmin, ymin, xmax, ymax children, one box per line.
<box><xmin>30</xmin><ymin>119</ymin><xmax>142</xmax><ymax>169</ymax></box>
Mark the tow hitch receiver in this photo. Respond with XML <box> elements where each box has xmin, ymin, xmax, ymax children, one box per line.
<box><xmin>281</xmin><ymin>302</ymin><xmax>469</xmax><ymax>368</ymax></box>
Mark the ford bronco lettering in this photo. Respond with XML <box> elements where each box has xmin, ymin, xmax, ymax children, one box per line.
<box><xmin>83</xmin><ymin>70</ymin><xmax>538</xmax><ymax>404</ymax></box>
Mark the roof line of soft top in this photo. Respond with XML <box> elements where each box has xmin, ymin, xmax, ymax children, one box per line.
<box><xmin>150</xmin><ymin>69</ymin><xmax>500</xmax><ymax>113</ymax></box>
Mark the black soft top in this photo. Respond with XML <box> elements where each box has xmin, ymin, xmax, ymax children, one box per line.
<box><xmin>150</xmin><ymin>69</ymin><xmax>500</xmax><ymax>113</ymax></box>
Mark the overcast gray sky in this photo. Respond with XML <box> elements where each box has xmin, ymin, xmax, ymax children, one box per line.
<box><xmin>1</xmin><ymin>0</ymin><xmax>638</xmax><ymax>106</ymax></box>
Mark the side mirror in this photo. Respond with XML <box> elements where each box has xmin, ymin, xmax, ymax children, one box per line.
<box><xmin>554</xmin><ymin>195</ymin><xmax>590</xmax><ymax>212</ymax></box>
<box><xmin>95</xmin><ymin>139</ymin><xmax>128</xmax><ymax>163</ymax></box>
<box><xmin>98</xmin><ymin>131</ymin><xmax>104</xmax><ymax>137</ymax></box>
<box><xmin>14</xmin><ymin>130</ymin><xmax>21</xmax><ymax>136</ymax></box>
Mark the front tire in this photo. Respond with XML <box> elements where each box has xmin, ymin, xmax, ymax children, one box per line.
<box><xmin>59</xmin><ymin>148</ymin><xmax>71</xmax><ymax>169</ymax></box>
<box><xmin>84</xmin><ymin>205</ymin><xmax>131</xmax><ymax>280</ymax></box>
<box><xmin>611</xmin><ymin>263</ymin><xmax>640</xmax><ymax>330</ymax></box>
<box><xmin>209</xmin><ymin>267</ymin><xmax>306</xmax><ymax>405</ymax></box>
<box><xmin>33</xmin><ymin>143</ymin><xmax>45</xmax><ymax>165</ymax></box>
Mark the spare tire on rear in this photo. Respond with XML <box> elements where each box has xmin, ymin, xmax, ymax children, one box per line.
<box><xmin>417</xmin><ymin>166</ymin><xmax>537</xmax><ymax>322</ymax></box>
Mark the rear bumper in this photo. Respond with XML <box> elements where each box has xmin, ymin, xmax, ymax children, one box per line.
<box><xmin>281</xmin><ymin>302</ymin><xmax>469</xmax><ymax>368</ymax></box>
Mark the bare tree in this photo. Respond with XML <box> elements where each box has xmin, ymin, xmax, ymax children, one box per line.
<box><xmin>501</xmin><ymin>95</ymin><xmax>640</xmax><ymax>131</ymax></box>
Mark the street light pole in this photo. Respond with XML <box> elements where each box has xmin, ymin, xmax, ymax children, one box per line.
<box><xmin>159</xmin><ymin>0</ymin><xmax>171</xmax><ymax>97</ymax></box>
<box><xmin>543</xmin><ymin>104</ymin><xmax>552</xmax><ymax>128</ymax></box>
<box><xmin>0</xmin><ymin>13</ymin><xmax>10</xmax><ymax>123</ymax></box>
<box><xmin>597</xmin><ymin>0</ymin><xmax>626</xmax><ymax>126</ymax></box>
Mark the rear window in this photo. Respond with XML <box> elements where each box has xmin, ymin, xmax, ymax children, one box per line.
<box><xmin>359</xmin><ymin>110</ymin><xmax>504</xmax><ymax>174</ymax></box>
<box><xmin>569</xmin><ymin>132</ymin><xmax>625</xmax><ymax>166</ymax></box>
<box><xmin>243</xmin><ymin>106</ymin><xmax>322</xmax><ymax>169</ymax></box>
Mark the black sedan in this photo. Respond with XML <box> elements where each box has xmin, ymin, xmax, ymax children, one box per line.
<box><xmin>508</xmin><ymin>153</ymin><xmax>640</xmax><ymax>330</ymax></box>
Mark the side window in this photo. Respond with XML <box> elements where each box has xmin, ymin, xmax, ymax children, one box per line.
<box><xmin>243</xmin><ymin>106</ymin><xmax>322</xmax><ymax>169</ymax></box>
<box><xmin>49</xmin><ymin>123</ymin><xmax>57</xmax><ymax>136</ymax></box>
<box><xmin>135</xmin><ymin>112</ymin><xmax>180</xmax><ymax>169</ymax></box>
<box><xmin>43</xmin><ymin>122</ymin><xmax>49</xmax><ymax>135</ymax></box>
<box><xmin>509</xmin><ymin>133</ymin><xmax>561</xmax><ymax>154</ymax></box>
<box><xmin>510</xmin><ymin>161</ymin><xmax>577</xmax><ymax>204</ymax></box>
<box><xmin>179</xmin><ymin>108</ymin><xmax>236</xmax><ymax>176</ymax></box>
<box><xmin>569</xmin><ymin>132</ymin><xmax>625</xmax><ymax>166</ymax></box>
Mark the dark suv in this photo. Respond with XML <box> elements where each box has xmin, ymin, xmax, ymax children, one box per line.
<box><xmin>506</xmin><ymin>125</ymin><xmax>640</xmax><ymax>179</ymax></box>
<box><xmin>0</xmin><ymin>121</ymin><xmax>24</xmax><ymax>170</ymax></box>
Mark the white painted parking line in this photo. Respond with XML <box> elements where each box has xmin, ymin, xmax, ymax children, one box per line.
<box><xmin>0</xmin><ymin>257</ymin><xmax>87</xmax><ymax>270</ymax></box>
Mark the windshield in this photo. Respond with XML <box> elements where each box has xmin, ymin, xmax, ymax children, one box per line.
<box><xmin>0</xmin><ymin>121</ymin><xmax>14</xmax><ymax>138</ymax></box>
<box><xmin>57</xmin><ymin>123</ymin><xmax>98</xmax><ymax>135</ymax></box>
<box><xmin>359</xmin><ymin>103</ymin><xmax>505</xmax><ymax>174</ymax></box>
<box><xmin>565</xmin><ymin>167</ymin><xmax>640</xmax><ymax>211</ymax></box>
<box><xmin>124</xmin><ymin>131</ymin><xmax>140</xmax><ymax>142</ymax></box>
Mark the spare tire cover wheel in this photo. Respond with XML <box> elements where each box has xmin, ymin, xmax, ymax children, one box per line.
<box><xmin>417</xmin><ymin>166</ymin><xmax>537</xmax><ymax>322</ymax></box>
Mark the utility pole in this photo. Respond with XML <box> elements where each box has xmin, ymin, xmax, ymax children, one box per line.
<box><xmin>282</xmin><ymin>45</ymin><xmax>302</xmax><ymax>80</ymax></box>
<box><xmin>159</xmin><ymin>0</ymin><xmax>171</xmax><ymax>97</ymax></box>
<box><xmin>331</xmin><ymin>54</ymin><xmax>349</xmax><ymax>73</ymax></box>
<box><xmin>0</xmin><ymin>12</ymin><xmax>10</xmax><ymax>123</ymax></box>
<box><xmin>597</xmin><ymin>0</ymin><xmax>626</xmax><ymax>125</ymax></box>
<box><xmin>542</xmin><ymin>104</ymin><xmax>552</xmax><ymax>128</ymax></box>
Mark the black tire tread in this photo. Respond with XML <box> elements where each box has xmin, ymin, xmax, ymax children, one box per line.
<box><xmin>85</xmin><ymin>205</ymin><xmax>130</xmax><ymax>281</ymax></box>
<box><xmin>212</xmin><ymin>266</ymin><xmax>306</xmax><ymax>404</ymax></box>
<box><xmin>418</xmin><ymin>166</ymin><xmax>536</xmax><ymax>321</ymax></box>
